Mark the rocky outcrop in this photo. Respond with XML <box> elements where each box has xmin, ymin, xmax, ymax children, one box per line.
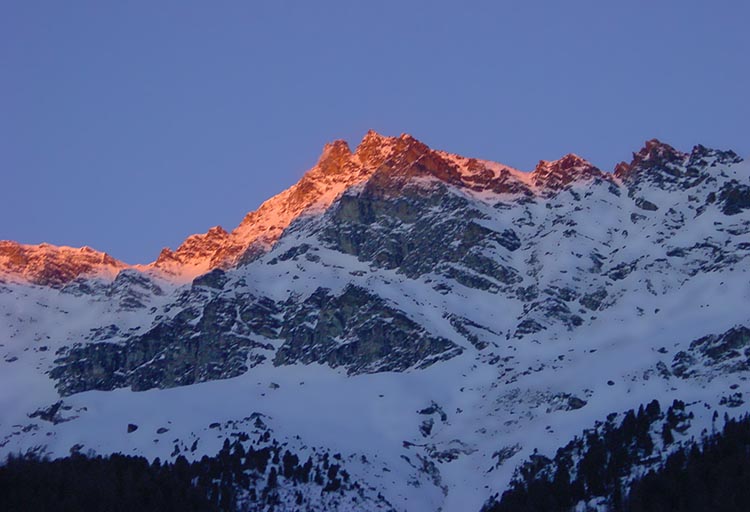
<box><xmin>5</xmin><ymin>133</ymin><xmax>744</xmax><ymax>289</ymax></box>
<box><xmin>106</xmin><ymin>269</ymin><xmax>164</xmax><ymax>310</ymax></box>
<box><xmin>614</xmin><ymin>139</ymin><xmax>688</xmax><ymax>190</ymax></box>
<box><xmin>4</xmin><ymin>131</ymin><xmax>750</xmax><ymax>512</ymax></box>
<box><xmin>672</xmin><ymin>326</ymin><xmax>750</xmax><ymax>379</ymax></box>
<box><xmin>50</xmin><ymin>294</ymin><xmax>279</xmax><ymax>395</ymax></box>
<box><xmin>719</xmin><ymin>180</ymin><xmax>750</xmax><ymax>215</ymax></box>
<box><xmin>50</xmin><ymin>283</ymin><xmax>462</xmax><ymax>394</ymax></box>
<box><xmin>150</xmin><ymin>134</ymin><xmax>383</xmax><ymax>277</ymax></box>
<box><xmin>531</xmin><ymin>154</ymin><xmax>606</xmax><ymax>194</ymax></box>
<box><xmin>615</xmin><ymin>139</ymin><xmax>743</xmax><ymax>197</ymax></box>
<box><xmin>0</xmin><ymin>241</ymin><xmax>124</xmax><ymax>287</ymax></box>
<box><xmin>274</xmin><ymin>285</ymin><xmax>462</xmax><ymax>374</ymax></box>
<box><xmin>321</xmin><ymin>181</ymin><xmax>522</xmax><ymax>291</ymax></box>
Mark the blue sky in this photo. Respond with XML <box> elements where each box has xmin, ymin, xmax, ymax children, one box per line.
<box><xmin>2</xmin><ymin>1</ymin><xmax>749</xmax><ymax>263</ymax></box>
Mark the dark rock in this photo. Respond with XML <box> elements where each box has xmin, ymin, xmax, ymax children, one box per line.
<box><xmin>108</xmin><ymin>269</ymin><xmax>163</xmax><ymax>310</ymax></box>
<box><xmin>492</xmin><ymin>444</ymin><xmax>522</xmax><ymax>468</ymax></box>
<box><xmin>274</xmin><ymin>285</ymin><xmax>462</xmax><ymax>375</ymax></box>
<box><xmin>321</xmin><ymin>183</ymin><xmax>521</xmax><ymax>290</ymax></box>
<box><xmin>719</xmin><ymin>392</ymin><xmax>744</xmax><ymax>408</ymax></box>
<box><xmin>606</xmin><ymin>260</ymin><xmax>638</xmax><ymax>281</ymax></box>
<box><xmin>719</xmin><ymin>180</ymin><xmax>750</xmax><ymax>215</ymax></box>
<box><xmin>417</xmin><ymin>402</ymin><xmax>448</xmax><ymax>422</ymax></box>
<box><xmin>28</xmin><ymin>401</ymin><xmax>65</xmax><ymax>424</ymax></box>
<box><xmin>635</xmin><ymin>197</ymin><xmax>659</xmax><ymax>211</ymax></box>
<box><xmin>514</xmin><ymin>319</ymin><xmax>545</xmax><ymax>337</ymax></box>
<box><xmin>191</xmin><ymin>268</ymin><xmax>228</xmax><ymax>289</ymax></box>
<box><xmin>615</xmin><ymin>139</ymin><xmax>686</xmax><ymax>186</ymax></box>
<box><xmin>673</xmin><ymin>326</ymin><xmax>750</xmax><ymax>380</ymax></box>
<box><xmin>630</xmin><ymin>212</ymin><xmax>647</xmax><ymax>223</ymax></box>
<box><xmin>514</xmin><ymin>297</ymin><xmax>583</xmax><ymax>337</ymax></box>
<box><xmin>580</xmin><ymin>288</ymin><xmax>608</xmax><ymax>311</ymax></box>
<box><xmin>532</xmin><ymin>154</ymin><xmax>604</xmax><ymax>193</ymax></box>
<box><xmin>671</xmin><ymin>351</ymin><xmax>697</xmax><ymax>378</ymax></box>
<box><xmin>689</xmin><ymin>144</ymin><xmax>742</xmax><ymax>167</ymax></box>
<box><xmin>446</xmin><ymin>314</ymin><xmax>494</xmax><ymax>350</ymax></box>
<box><xmin>666</xmin><ymin>248</ymin><xmax>686</xmax><ymax>257</ymax></box>
<box><xmin>270</xmin><ymin>244</ymin><xmax>311</xmax><ymax>264</ymax></box>
<box><xmin>419</xmin><ymin>418</ymin><xmax>434</xmax><ymax>437</ymax></box>
<box><xmin>516</xmin><ymin>285</ymin><xmax>539</xmax><ymax>302</ymax></box>
<box><xmin>567</xmin><ymin>396</ymin><xmax>587</xmax><ymax>410</ymax></box>
<box><xmin>51</xmin><ymin>293</ymin><xmax>278</xmax><ymax>395</ymax></box>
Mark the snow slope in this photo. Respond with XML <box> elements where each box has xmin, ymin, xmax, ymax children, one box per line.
<box><xmin>1</xmin><ymin>133</ymin><xmax>750</xmax><ymax>511</ymax></box>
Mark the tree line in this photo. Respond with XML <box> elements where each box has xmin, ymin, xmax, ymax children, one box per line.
<box><xmin>483</xmin><ymin>400</ymin><xmax>750</xmax><ymax>511</ymax></box>
<box><xmin>0</xmin><ymin>435</ymin><xmax>350</xmax><ymax>512</ymax></box>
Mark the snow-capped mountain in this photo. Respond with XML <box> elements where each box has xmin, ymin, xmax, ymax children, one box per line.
<box><xmin>1</xmin><ymin>131</ymin><xmax>749</xmax><ymax>511</ymax></box>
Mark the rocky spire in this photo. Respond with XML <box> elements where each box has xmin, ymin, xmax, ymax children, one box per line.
<box><xmin>532</xmin><ymin>153</ymin><xmax>603</xmax><ymax>190</ymax></box>
<box><xmin>316</xmin><ymin>140</ymin><xmax>352</xmax><ymax>175</ymax></box>
<box><xmin>614</xmin><ymin>139</ymin><xmax>686</xmax><ymax>182</ymax></box>
<box><xmin>353</xmin><ymin>130</ymin><xmax>400</xmax><ymax>169</ymax></box>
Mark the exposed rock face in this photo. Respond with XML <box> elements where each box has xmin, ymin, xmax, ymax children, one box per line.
<box><xmin>615</xmin><ymin>139</ymin><xmax>742</xmax><ymax>196</ymax></box>
<box><xmin>531</xmin><ymin>154</ymin><xmax>606</xmax><ymax>193</ymax></box>
<box><xmin>719</xmin><ymin>180</ymin><xmax>750</xmax><ymax>215</ymax></box>
<box><xmin>154</xmin><ymin>226</ymin><xmax>231</xmax><ymax>270</ymax></box>
<box><xmin>149</xmin><ymin>134</ymin><xmax>383</xmax><ymax>277</ymax></box>
<box><xmin>0</xmin><ymin>241</ymin><xmax>124</xmax><ymax>287</ymax></box>
<box><xmin>106</xmin><ymin>269</ymin><xmax>164</xmax><ymax>310</ymax></box>
<box><xmin>672</xmin><ymin>326</ymin><xmax>750</xmax><ymax>379</ymax></box>
<box><xmin>275</xmin><ymin>285</ymin><xmax>462</xmax><ymax>374</ymax></box>
<box><xmin>4</xmin><ymin>132</ymin><xmax>749</xmax><ymax>385</ymax></box>
<box><xmin>321</xmin><ymin>181</ymin><xmax>522</xmax><ymax>292</ymax></box>
<box><xmin>3</xmin><ymin>131</ymin><xmax>750</xmax><ymax>512</ymax></box>
<box><xmin>28</xmin><ymin>131</ymin><xmax>750</xmax><ymax>395</ymax></box>
<box><xmin>191</xmin><ymin>268</ymin><xmax>229</xmax><ymax>289</ymax></box>
<box><xmin>3</xmin><ymin>132</ymin><xmax>745</xmax><ymax>290</ymax></box>
<box><xmin>51</xmin><ymin>293</ymin><xmax>279</xmax><ymax>395</ymax></box>
<box><xmin>616</xmin><ymin>139</ymin><xmax>686</xmax><ymax>178</ymax></box>
<box><xmin>51</xmin><ymin>282</ymin><xmax>463</xmax><ymax>394</ymax></box>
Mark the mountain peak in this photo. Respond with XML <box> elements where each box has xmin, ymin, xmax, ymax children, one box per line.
<box><xmin>353</xmin><ymin>130</ymin><xmax>400</xmax><ymax>169</ymax></box>
<box><xmin>6</xmin><ymin>133</ymin><xmax>743</xmax><ymax>287</ymax></box>
<box><xmin>615</xmin><ymin>139</ymin><xmax>686</xmax><ymax>181</ymax></box>
<box><xmin>316</xmin><ymin>140</ymin><xmax>352</xmax><ymax>174</ymax></box>
<box><xmin>688</xmin><ymin>144</ymin><xmax>743</xmax><ymax>167</ymax></box>
<box><xmin>532</xmin><ymin>153</ymin><xmax>602</xmax><ymax>189</ymax></box>
<box><xmin>633</xmin><ymin>138</ymin><xmax>685</xmax><ymax>166</ymax></box>
<box><xmin>0</xmin><ymin>240</ymin><xmax>124</xmax><ymax>287</ymax></box>
<box><xmin>534</xmin><ymin>153</ymin><xmax>592</xmax><ymax>171</ymax></box>
<box><xmin>362</xmin><ymin>128</ymin><xmax>386</xmax><ymax>141</ymax></box>
<box><xmin>397</xmin><ymin>132</ymin><xmax>420</xmax><ymax>143</ymax></box>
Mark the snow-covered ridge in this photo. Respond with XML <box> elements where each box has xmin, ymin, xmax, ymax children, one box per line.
<box><xmin>0</xmin><ymin>241</ymin><xmax>125</xmax><ymax>287</ymax></box>
<box><xmin>2</xmin><ymin>132</ymin><xmax>743</xmax><ymax>287</ymax></box>
<box><xmin>2</xmin><ymin>131</ymin><xmax>750</xmax><ymax>511</ymax></box>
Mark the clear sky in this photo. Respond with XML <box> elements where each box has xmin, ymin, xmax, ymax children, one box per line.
<box><xmin>2</xmin><ymin>1</ymin><xmax>749</xmax><ymax>263</ymax></box>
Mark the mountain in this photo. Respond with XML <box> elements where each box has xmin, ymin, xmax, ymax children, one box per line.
<box><xmin>1</xmin><ymin>131</ymin><xmax>749</xmax><ymax>511</ymax></box>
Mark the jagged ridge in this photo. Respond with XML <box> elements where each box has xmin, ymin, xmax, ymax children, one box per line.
<box><xmin>6</xmin><ymin>132</ymin><xmax>739</xmax><ymax>286</ymax></box>
<box><xmin>2</xmin><ymin>130</ymin><xmax>750</xmax><ymax>512</ymax></box>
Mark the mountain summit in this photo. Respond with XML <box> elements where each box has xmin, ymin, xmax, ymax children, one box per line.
<box><xmin>4</xmin><ymin>131</ymin><xmax>717</xmax><ymax>286</ymax></box>
<box><xmin>1</xmin><ymin>133</ymin><xmax>749</xmax><ymax>511</ymax></box>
